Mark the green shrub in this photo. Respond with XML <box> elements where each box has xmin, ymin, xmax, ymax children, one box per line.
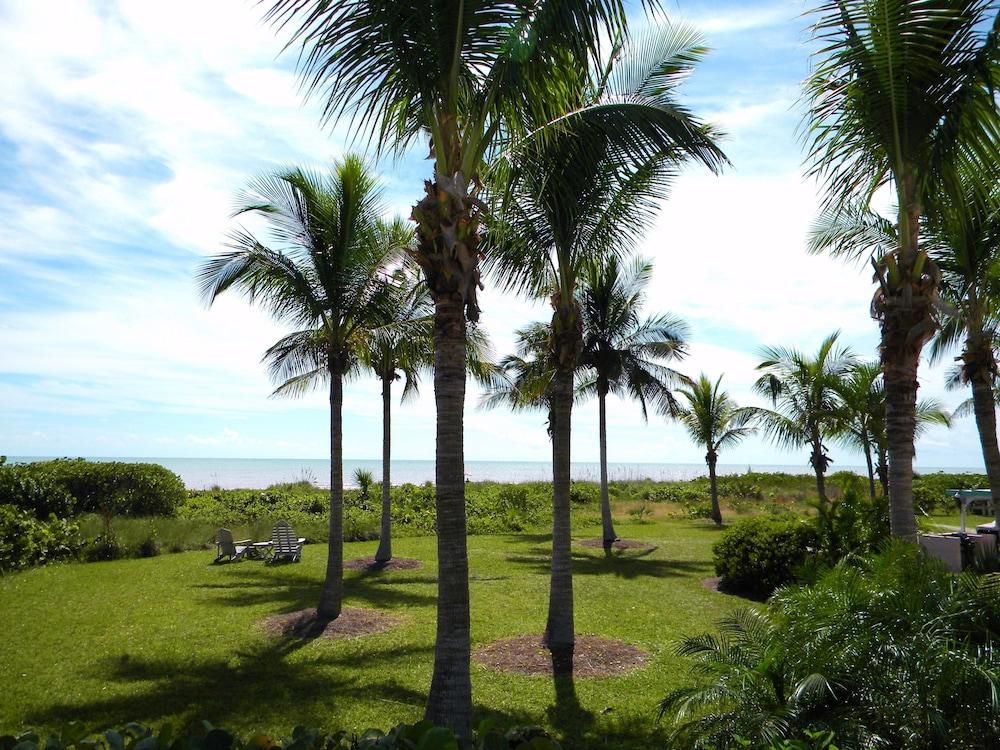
<box><xmin>0</xmin><ymin>463</ymin><xmax>75</xmax><ymax>518</ymax></box>
<box><xmin>21</xmin><ymin>459</ymin><xmax>185</xmax><ymax>516</ymax></box>
<box><xmin>912</xmin><ymin>471</ymin><xmax>988</xmax><ymax>514</ymax></box>
<box><xmin>712</xmin><ymin>516</ymin><xmax>818</xmax><ymax>598</ymax></box>
<box><xmin>0</xmin><ymin>720</ymin><xmax>560</xmax><ymax>750</ymax></box>
<box><xmin>0</xmin><ymin>505</ymin><xmax>81</xmax><ymax>573</ymax></box>
<box><xmin>569</xmin><ymin>482</ymin><xmax>599</xmax><ymax>505</ymax></box>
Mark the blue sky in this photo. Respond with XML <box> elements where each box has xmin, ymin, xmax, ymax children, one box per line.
<box><xmin>0</xmin><ymin>0</ymin><xmax>981</xmax><ymax>468</ymax></box>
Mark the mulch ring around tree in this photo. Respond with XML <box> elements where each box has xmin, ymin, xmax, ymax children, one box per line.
<box><xmin>576</xmin><ymin>538</ymin><xmax>656</xmax><ymax>552</ymax></box>
<box><xmin>260</xmin><ymin>607</ymin><xmax>401</xmax><ymax>640</ymax></box>
<box><xmin>474</xmin><ymin>635</ymin><xmax>648</xmax><ymax>677</ymax></box>
<box><xmin>344</xmin><ymin>556</ymin><xmax>422</xmax><ymax>572</ymax></box>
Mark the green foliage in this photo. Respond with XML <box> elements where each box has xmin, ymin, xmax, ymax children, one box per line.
<box><xmin>628</xmin><ymin>500</ymin><xmax>652</xmax><ymax>523</ymax></box>
<box><xmin>712</xmin><ymin>517</ymin><xmax>818</xmax><ymax>598</ymax></box>
<box><xmin>0</xmin><ymin>463</ymin><xmax>75</xmax><ymax>518</ymax></box>
<box><xmin>353</xmin><ymin>469</ymin><xmax>374</xmax><ymax>508</ymax></box>
<box><xmin>0</xmin><ymin>720</ymin><xmax>560</xmax><ymax>750</ymax></box>
<box><xmin>912</xmin><ymin>472</ymin><xmax>988</xmax><ymax>514</ymax></box>
<box><xmin>809</xmin><ymin>476</ymin><xmax>888</xmax><ymax>567</ymax></box>
<box><xmin>569</xmin><ymin>482</ymin><xmax>599</xmax><ymax>505</ymax></box>
<box><xmin>0</xmin><ymin>505</ymin><xmax>81</xmax><ymax>573</ymax></box>
<box><xmin>19</xmin><ymin>459</ymin><xmax>185</xmax><ymax>516</ymax></box>
<box><xmin>664</xmin><ymin>544</ymin><xmax>1000</xmax><ymax>748</ymax></box>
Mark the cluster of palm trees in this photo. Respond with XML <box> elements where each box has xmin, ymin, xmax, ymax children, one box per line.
<box><xmin>193</xmin><ymin>0</ymin><xmax>1000</xmax><ymax>735</ymax></box>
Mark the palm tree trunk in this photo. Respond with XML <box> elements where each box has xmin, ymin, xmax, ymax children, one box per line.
<box><xmin>317</xmin><ymin>368</ymin><xmax>344</xmax><ymax>619</ymax></box>
<box><xmin>877</xmin><ymin>448</ymin><xmax>889</xmax><ymax>500</ymax></box>
<box><xmin>970</xmin><ymin>368</ymin><xmax>1000</xmax><ymax>528</ymax></box>
<box><xmin>598</xmin><ymin>390</ymin><xmax>617</xmax><ymax>543</ymax></box>
<box><xmin>707</xmin><ymin>451</ymin><xmax>721</xmax><ymax>525</ymax></box>
<box><xmin>883</xmin><ymin>350</ymin><xmax>920</xmax><ymax>541</ymax></box>
<box><xmin>545</xmin><ymin>367</ymin><xmax>575</xmax><ymax>674</ymax></box>
<box><xmin>424</xmin><ymin>295</ymin><xmax>472</xmax><ymax>735</ymax></box>
<box><xmin>375</xmin><ymin>373</ymin><xmax>392</xmax><ymax>563</ymax></box>
<box><xmin>810</xmin><ymin>438</ymin><xmax>828</xmax><ymax>508</ymax></box>
<box><xmin>862</xmin><ymin>434</ymin><xmax>876</xmax><ymax>502</ymax></box>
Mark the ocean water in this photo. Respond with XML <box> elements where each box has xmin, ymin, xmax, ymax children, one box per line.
<box><xmin>5</xmin><ymin>456</ymin><xmax>985</xmax><ymax>490</ymax></box>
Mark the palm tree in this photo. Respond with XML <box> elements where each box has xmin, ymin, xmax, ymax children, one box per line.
<box><xmin>198</xmin><ymin>157</ymin><xmax>401</xmax><ymax>621</ymax></box>
<box><xmin>487</xmin><ymin>24</ymin><xmax>725</xmax><ymax>671</ymax></box>
<box><xmin>577</xmin><ymin>255</ymin><xmax>690</xmax><ymax>543</ymax></box>
<box><xmin>831</xmin><ymin>362</ymin><xmax>884</xmax><ymax>501</ymax></box>
<box><xmin>359</xmin><ymin>262</ymin><xmax>432</xmax><ymax>564</ymax></box>
<box><xmin>754</xmin><ymin>332</ymin><xmax>857</xmax><ymax>508</ymax></box>
<box><xmin>803</xmin><ymin>0</ymin><xmax>1000</xmax><ymax>540</ymax></box>
<box><xmin>676</xmin><ymin>375</ymin><xmax>760</xmax><ymax>526</ymax></box>
<box><xmin>263</xmin><ymin>2</ymin><xmax>692</xmax><ymax>730</ymax></box>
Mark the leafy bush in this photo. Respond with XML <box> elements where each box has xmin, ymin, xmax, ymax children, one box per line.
<box><xmin>810</xmin><ymin>476</ymin><xmax>888</xmax><ymax>567</ymax></box>
<box><xmin>663</xmin><ymin>544</ymin><xmax>1000</xmax><ymax>749</ymax></box>
<box><xmin>0</xmin><ymin>720</ymin><xmax>560</xmax><ymax>750</ymax></box>
<box><xmin>712</xmin><ymin>517</ymin><xmax>818</xmax><ymax>598</ymax></box>
<box><xmin>0</xmin><ymin>463</ymin><xmax>75</xmax><ymax>518</ymax></box>
<box><xmin>0</xmin><ymin>505</ymin><xmax>81</xmax><ymax>573</ymax></box>
<box><xmin>20</xmin><ymin>459</ymin><xmax>186</xmax><ymax>516</ymax></box>
<box><xmin>569</xmin><ymin>481</ymin><xmax>599</xmax><ymax>505</ymax></box>
<box><xmin>912</xmin><ymin>471</ymin><xmax>988</xmax><ymax>514</ymax></box>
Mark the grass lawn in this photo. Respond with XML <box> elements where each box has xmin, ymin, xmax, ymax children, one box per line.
<box><xmin>0</xmin><ymin>517</ymin><xmax>739</xmax><ymax>747</ymax></box>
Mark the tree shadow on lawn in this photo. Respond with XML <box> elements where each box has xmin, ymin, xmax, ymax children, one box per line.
<box><xmin>504</xmin><ymin>549</ymin><xmax>709</xmax><ymax>580</ymax></box>
<box><xmin>25</xmin><ymin>638</ymin><xmax>434</xmax><ymax>732</ymax></box>
<box><xmin>193</xmin><ymin>566</ymin><xmax>437</xmax><ymax>611</ymax></box>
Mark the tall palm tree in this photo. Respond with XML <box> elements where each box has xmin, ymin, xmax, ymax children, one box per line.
<box><xmin>198</xmin><ymin>157</ymin><xmax>402</xmax><ymax>620</ymax></box>
<box><xmin>676</xmin><ymin>375</ymin><xmax>760</xmax><ymax>526</ymax></box>
<box><xmin>487</xmin><ymin>25</ymin><xmax>725</xmax><ymax>670</ymax></box>
<box><xmin>831</xmin><ymin>362</ymin><xmax>886</xmax><ymax>501</ymax></box>
<box><xmin>577</xmin><ymin>255</ymin><xmax>690</xmax><ymax>543</ymax></box>
<box><xmin>754</xmin><ymin>332</ymin><xmax>857</xmax><ymax>508</ymax></box>
<box><xmin>358</xmin><ymin>262</ymin><xmax>432</xmax><ymax>564</ymax></box>
<box><xmin>803</xmin><ymin>0</ymin><xmax>1000</xmax><ymax>541</ymax></box>
<box><xmin>264</xmin><ymin>2</ymin><xmax>696</xmax><ymax>730</ymax></box>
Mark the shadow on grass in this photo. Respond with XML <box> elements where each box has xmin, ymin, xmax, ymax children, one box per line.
<box><xmin>24</xmin><ymin>637</ymin><xmax>433</xmax><ymax>731</ymax></box>
<box><xmin>504</xmin><ymin>550</ymin><xmax>709</xmax><ymax>580</ymax></box>
<box><xmin>193</xmin><ymin>566</ymin><xmax>437</xmax><ymax>611</ymax></box>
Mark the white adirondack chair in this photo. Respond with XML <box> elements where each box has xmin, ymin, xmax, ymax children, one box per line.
<box><xmin>270</xmin><ymin>520</ymin><xmax>305</xmax><ymax>563</ymax></box>
<box><xmin>214</xmin><ymin>528</ymin><xmax>251</xmax><ymax>563</ymax></box>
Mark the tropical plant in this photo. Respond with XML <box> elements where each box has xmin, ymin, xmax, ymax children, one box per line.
<box><xmin>577</xmin><ymin>255</ymin><xmax>690</xmax><ymax>541</ymax></box>
<box><xmin>754</xmin><ymin>332</ymin><xmax>857</xmax><ymax>509</ymax></box>
<box><xmin>803</xmin><ymin>0</ymin><xmax>1000</xmax><ymax>540</ymax></box>
<box><xmin>829</xmin><ymin>360</ymin><xmax>951</xmax><ymax>501</ymax></box>
<box><xmin>486</xmin><ymin>23</ymin><xmax>725</xmax><ymax>669</ymax></box>
<box><xmin>263</xmin><ymin>0</ymin><xmax>669</xmax><ymax>729</ymax></box>
<box><xmin>661</xmin><ymin>543</ymin><xmax>1000</xmax><ymax>748</ymax></box>
<box><xmin>676</xmin><ymin>374</ymin><xmax>759</xmax><ymax>525</ymax></box>
<box><xmin>198</xmin><ymin>157</ymin><xmax>403</xmax><ymax>621</ymax></box>
<box><xmin>928</xmin><ymin>173</ymin><xmax>1000</xmax><ymax>526</ymax></box>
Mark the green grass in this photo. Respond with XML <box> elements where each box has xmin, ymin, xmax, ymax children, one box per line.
<box><xmin>0</xmin><ymin>517</ymin><xmax>738</xmax><ymax>747</ymax></box>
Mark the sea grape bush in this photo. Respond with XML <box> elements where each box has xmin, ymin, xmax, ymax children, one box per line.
<box><xmin>0</xmin><ymin>462</ymin><xmax>75</xmax><ymax>518</ymax></box>
<box><xmin>0</xmin><ymin>721</ymin><xmax>560</xmax><ymax>750</ymax></box>
<box><xmin>23</xmin><ymin>459</ymin><xmax>186</xmax><ymax>516</ymax></box>
<box><xmin>0</xmin><ymin>505</ymin><xmax>81</xmax><ymax>573</ymax></box>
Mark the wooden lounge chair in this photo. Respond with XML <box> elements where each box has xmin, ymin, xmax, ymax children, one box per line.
<box><xmin>269</xmin><ymin>520</ymin><xmax>305</xmax><ymax>563</ymax></box>
<box><xmin>214</xmin><ymin>528</ymin><xmax>252</xmax><ymax>563</ymax></box>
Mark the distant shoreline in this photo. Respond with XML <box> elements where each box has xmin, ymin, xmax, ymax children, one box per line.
<box><xmin>5</xmin><ymin>456</ymin><xmax>986</xmax><ymax>491</ymax></box>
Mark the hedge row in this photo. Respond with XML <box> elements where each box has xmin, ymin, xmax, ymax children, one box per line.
<box><xmin>0</xmin><ymin>458</ymin><xmax>185</xmax><ymax>517</ymax></box>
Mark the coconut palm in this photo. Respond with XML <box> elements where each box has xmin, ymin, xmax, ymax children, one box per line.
<box><xmin>803</xmin><ymin>0</ymin><xmax>1000</xmax><ymax>540</ymax></box>
<box><xmin>486</xmin><ymin>24</ymin><xmax>725</xmax><ymax>670</ymax></box>
<box><xmin>754</xmin><ymin>332</ymin><xmax>857</xmax><ymax>508</ymax></box>
<box><xmin>264</xmin><ymin>2</ymin><xmax>718</xmax><ymax>729</ymax></box>
<box><xmin>928</xmin><ymin>177</ymin><xmax>1000</xmax><ymax>526</ymax></box>
<box><xmin>358</xmin><ymin>262</ymin><xmax>432</xmax><ymax>563</ymax></box>
<box><xmin>480</xmin><ymin>322</ymin><xmax>557</xmax><ymax>423</ymax></box>
<box><xmin>198</xmin><ymin>157</ymin><xmax>402</xmax><ymax>620</ymax></box>
<box><xmin>577</xmin><ymin>255</ymin><xmax>690</xmax><ymax>542</ymax></box>
<box><xmin>676</xmin><ymin>375</ymin><xmax>760</xmax><ymax>526</ymax></box>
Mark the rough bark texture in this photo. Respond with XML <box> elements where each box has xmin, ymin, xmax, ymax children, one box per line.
<box><xmin>317</xmin><ymin>369</ymin><xmax>344</xmax><ymax>619</ymax></box>
<box><xmin>707</xmin><ymin>451</ymin><xmax>721</xmax><ymax>526</ymax></box>
<box><xmin>598</xmin><ymin>390</ymin><xmax>617</xmax><ymax>543</ymax></box>
<box><xmin>883</xmin><ymin>350</ymin><xmax>920</xmax><ymax>541</ymax></box>
<box><xmin>809</xmin><ymin>437</ymin><xmax>828</xmax><ymax>508</ymax></box>
<box><xmin>375</xmin><ymin>374</ymin><xmax>392</xmax><ymax>563</ymax></box>
<box><xmin>545</xmin><ymin>367</ymin><xmax>575</xmax><ymax>673</ymax></box>
<box><xmin>424</xmin><ymin>296</ymin><xmax>472</xmax><ymax>735</ymax></box>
